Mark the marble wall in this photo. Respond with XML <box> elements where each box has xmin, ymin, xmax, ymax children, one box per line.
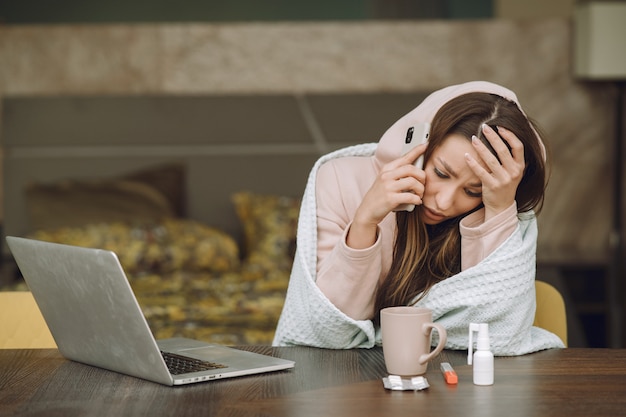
<box><xmin>0</xmin><ymin>19</ymin><xmax>588</xmax><ymax>95</ymax></box>
<box><xmin>0</xmin><ymin>19</ymin><xmax>619</xmax><ymax>263</ymax></box>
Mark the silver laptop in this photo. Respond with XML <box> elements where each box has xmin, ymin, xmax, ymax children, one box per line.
<box><xmin>6</xmin><ymin>236</ymin><xmax>294</xmax><ymax>386</ymax></box>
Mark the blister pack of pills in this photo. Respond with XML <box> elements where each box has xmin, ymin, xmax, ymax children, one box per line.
<box><xmin>382</xmin><ymin>375</ymin><xmax>430</xmax><ymax>391</ymax></box>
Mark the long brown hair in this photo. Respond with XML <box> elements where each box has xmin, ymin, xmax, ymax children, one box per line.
<box><xmin>373</xmin><ymin>92</ymin><xmax>548</xmax><ymax>320</ymax></box>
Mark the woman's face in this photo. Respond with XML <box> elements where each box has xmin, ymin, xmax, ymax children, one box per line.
<box><xmin>420</xmin><ymin>134</ymin><xmax>485</xmax><ymax>225</ymax></box>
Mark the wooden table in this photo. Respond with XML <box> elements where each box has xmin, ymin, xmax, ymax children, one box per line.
<box><xmin>1</xmin><ymin>347</ymin><xmax>625</xmax><ymax>417</ymax></box>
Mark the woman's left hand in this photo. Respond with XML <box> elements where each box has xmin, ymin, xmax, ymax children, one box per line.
<box><xmin>464</xmin><ymin>124</ymin><xmax>525</xmax><ymax>221</ymax></box>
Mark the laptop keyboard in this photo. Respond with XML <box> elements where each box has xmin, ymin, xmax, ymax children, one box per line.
<box><xmin>161</xmin><ymin>351</ymin><xmax>228</xmax><ymax>375</ymax></box>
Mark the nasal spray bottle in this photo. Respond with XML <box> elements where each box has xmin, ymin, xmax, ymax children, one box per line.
<box><xmin>468</xmin><ymin>323</ymin><xmax>494</xmax><ymax>385</ymax></box>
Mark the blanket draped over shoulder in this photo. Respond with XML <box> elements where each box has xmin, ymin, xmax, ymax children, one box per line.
<box><xmin>273</xmin><ymin>144</ymin><xmax>565</xmax><ymax>355</ymax></box>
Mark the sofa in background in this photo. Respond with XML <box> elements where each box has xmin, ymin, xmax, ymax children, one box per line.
<box><xmin>3</xmin><ymin>164</ymin><xmax>300</xmax><ymax>345</ymax></box>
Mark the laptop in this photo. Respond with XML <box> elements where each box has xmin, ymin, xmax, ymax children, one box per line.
<box><xmin>5</xmin><ymin>236</ymin><xmax>294</xmax><ymax>386</ymax></box>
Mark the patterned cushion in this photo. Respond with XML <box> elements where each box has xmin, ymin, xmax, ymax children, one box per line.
<box><xmin>232</xmin><ymin>191</ymin><xmax>300</xmax><ymax>277</ymax></box>
<box><xmin>29</xmin><ymin>218</ymin><xmax>240</xmax><ymax>274</ymax></box>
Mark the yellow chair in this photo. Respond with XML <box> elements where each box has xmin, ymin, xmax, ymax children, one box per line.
<box><xmin>0</xmin><ymin>291</ymin><xmax>57</xmax><ymax>349</ymax></box>
<box><xmin>534</xmin><ymin>280</ymin><xmax>568</xmax><ymax>347</ymax></box>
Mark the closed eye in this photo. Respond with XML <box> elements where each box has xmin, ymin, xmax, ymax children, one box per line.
<box><xmin>434</xmin><ymin>167</ymin><xmax>448</xmax><ymax>179</ymax></box>
<box><xmin>465</xmin><ymin>188</ymin><xmax>482</xmax><ymax>198</ymax></box>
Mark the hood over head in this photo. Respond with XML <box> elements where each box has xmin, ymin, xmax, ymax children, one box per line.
<box><xmin>374</xmin><ymin>81</ymin><xmax>545</xmax><ymax>167</ymax></box>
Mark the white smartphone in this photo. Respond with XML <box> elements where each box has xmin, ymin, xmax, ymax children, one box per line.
<box><xmin>396</xmin><ymin>122</ymin><xmax>430</xmax><ymax>212</ymax></box>
<box><xmin>401</xmin><ymin>122</ymin><xmax>430</xmax><ymax>169</ymax></box>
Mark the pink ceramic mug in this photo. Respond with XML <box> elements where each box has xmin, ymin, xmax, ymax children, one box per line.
<box><xmin>380</xmin><ymin>306</ymin><xmax>447</xmax><ymax>376</ymax></box>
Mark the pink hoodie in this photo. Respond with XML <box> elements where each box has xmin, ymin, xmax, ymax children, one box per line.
<box><xmin>314</xmin><ymin>81</ymin><xmax>543</xmax><ymax>320</ymax></box>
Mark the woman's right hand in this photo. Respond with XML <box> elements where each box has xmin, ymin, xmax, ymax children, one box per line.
<box><xmin>346</xmin><ymin>143</ymin><xmax>427</xmax><ymax>249</ymax></box>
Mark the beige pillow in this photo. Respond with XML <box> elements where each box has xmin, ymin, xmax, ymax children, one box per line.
<box><xmin>122</xmin><ymin>163</ymin><xmax>186</xmax><ymax>217</ymax></box>
<box><xmin>25</xmin><ymin>179</ymin><xmax>173</xmax><ymax>232</ymax></box>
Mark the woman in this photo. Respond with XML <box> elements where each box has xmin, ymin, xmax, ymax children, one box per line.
<box><xmin>273</xmin><ymin>81</ymin><xmax>564</xmax><ymax>354</ymax></box>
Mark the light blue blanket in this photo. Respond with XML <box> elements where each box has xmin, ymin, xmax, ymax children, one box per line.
<box><xmin>273</xmin><ymin>144</ymin><xmax>564</xmax><ymax>354</ymax></box>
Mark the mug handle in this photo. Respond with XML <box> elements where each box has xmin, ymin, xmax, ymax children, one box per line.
<box><xmin>418</xmin><ymin>323</ymin><xmax>447</xmax><ymax>365</ymax></box>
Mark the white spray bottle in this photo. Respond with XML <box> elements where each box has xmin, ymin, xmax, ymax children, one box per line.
<box><xmin>468</xmin><ymin>323</ymin><xmax>494</xmax><ymax>385</ymax></box>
